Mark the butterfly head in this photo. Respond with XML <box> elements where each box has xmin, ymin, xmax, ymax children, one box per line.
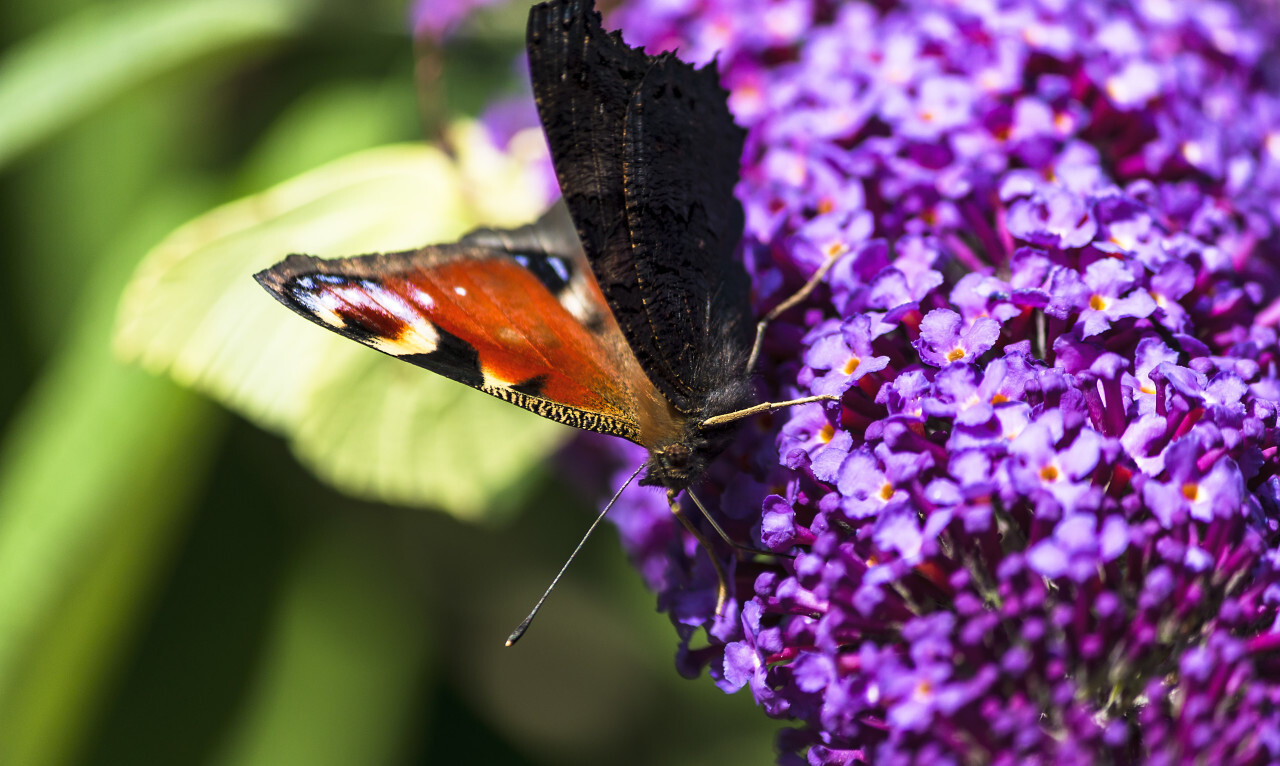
<box><xmin>642</xmin><ymin>431</ymin><xmax>732</xmax><ymax>491</ymax></box>
<box><xmin>639</xmin><ymin>373</ymin><xmax>755</xmax><ymax>490</ymax></box>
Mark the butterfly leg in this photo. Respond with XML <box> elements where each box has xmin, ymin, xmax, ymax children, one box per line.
<box><xmin>668</xmin><ymin>489</ymin><xmax>730</xmax><ymax>616</ymax></box>
<box><xmin>686</xmin><ymin>489</ymin><xmax>797</xmax><ymax>562</ymax></box>
<box><xmin>684</xmin><ymin>488</ymin><xmax>739</xmax><ymax>552</ymax></box>
<box><xmin>746</xmin><ymin>251</ymin><xmax>845</xmax><ymax>373</ymax></box>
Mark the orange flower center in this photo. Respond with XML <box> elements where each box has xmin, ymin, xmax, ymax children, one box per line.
<box><xmin>818</xmin><ymin>423</ymin><xmax>835</xmax><ymax>444</ymax></box>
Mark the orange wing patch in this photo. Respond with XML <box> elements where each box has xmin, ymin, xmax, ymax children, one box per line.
<box><xmin>261</xmin><ymin>253</ymin><xmax>669</xmax><ymax>443</ymax></box>
<box><xmin>399</xmin><ymin>259</ymin><xmax>642</xmax><ymax>415</ymax></box>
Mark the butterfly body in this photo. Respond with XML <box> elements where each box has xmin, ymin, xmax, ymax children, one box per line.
<box><xmin>256</xmin><ymin>0</ymin><xmax>754</xmax><ymax>493</ymax></box>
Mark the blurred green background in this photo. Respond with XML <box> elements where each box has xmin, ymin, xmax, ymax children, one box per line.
<box><xmin>0</xmin><ymin>0</ymin><xmax>779</xmax><ymax>764</ymax></box>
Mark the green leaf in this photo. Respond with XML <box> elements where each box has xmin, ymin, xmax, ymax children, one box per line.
<box><xmin>0</xmin><ymin>0</ymin><xmax>310</xmax><ymax>169</ymax></box>
<box><xmin>234</xmin><ymin>78</ymin><xmax>420</xmax><ymax>195</ymax></box>
<box><xmin>0</xmin><ymin>173</ymin><xmax>220</xmax><ymax>766</ymax></box>
<box><xmin>114</xmin><ymin>129</ymin><xmax>570</xmax><ymax>519</ymax></box>
<box><xmin>211</xmin><ymin>519</ymin><xmax>432</xmax><ymax>766</ymax></box>
<box><xmin>0</xmin><ymin>371</ymin><xmax>215</xmax><ymax>766</ymax></box>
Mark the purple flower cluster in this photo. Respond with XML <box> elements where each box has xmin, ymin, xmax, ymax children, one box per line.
<box><xmin>593</xmin><ymin>0</ymin><xmax>1280</xmax><ymax>762</ymax></box>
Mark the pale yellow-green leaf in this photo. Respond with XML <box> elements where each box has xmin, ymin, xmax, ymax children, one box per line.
<box><xmin>115</xmin><ymin>127</ymin><xmax>572</xmax><ymax>519</ymax></box>
<box><xmin>291</xmin><ymin>351</ymin><xmax>561</xmax><ymax>517</ymax></box>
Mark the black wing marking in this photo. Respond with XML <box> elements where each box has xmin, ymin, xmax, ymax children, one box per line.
<box><xmin>622</xmin><ymin>54</ymin><xmax>753</xmax><ymax>401</ymax></box>
<box><xmin>526</xmin><ymin>0</ymin><xmax>751</xmax><ymax>412</ymax></box>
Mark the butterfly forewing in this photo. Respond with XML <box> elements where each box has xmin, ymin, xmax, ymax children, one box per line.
<box><xmin>254</xmin><ymin>238</ymin><xmax>653</xmax><ymax>443</ymax></box>
<box><xmin>459</xmin><ymin>200</ymin><xmax>613</xmax><ymax>338</ymax></box>
<box><xmin>526</xmin><ymin>2</ymin><xmax>648</xmax><ymax>262</ymax></box>
<box><xmin>526</xmin><ymin>4</ymin><xmax>682</xmax><ymax>403</ymax></box>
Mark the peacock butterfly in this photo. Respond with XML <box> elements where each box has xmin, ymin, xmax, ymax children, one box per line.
<box><xmin>255</xmin><ymin>0</ymin><xmax>833</xmax><ymax>642</ymax></box>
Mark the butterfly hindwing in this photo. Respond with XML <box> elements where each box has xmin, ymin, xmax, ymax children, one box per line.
<box><xmin>526</xmin><ymin>0</ymin><xmax>649</xmax><ymax>264</ymax></box>
<box><xmin>526</xmin><ymin>0</ymin><xmax>752</xmax><ymax>414</ymax></box>
<box><xmin>253</xmin><ymin>207</ymin><xmax>654</xmax><ymax>443</ymax></box>
<box><xmin>622</xmin><ymin>54</ymin><xmax>754</xmax><ymax>403</ymax></box>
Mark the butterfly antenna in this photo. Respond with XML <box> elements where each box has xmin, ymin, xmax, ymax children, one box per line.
<box><xmin>701</xmin><ymin>394</ymin><xmax>838</xmax><ymax>429</ymax></box>
<box><xmin>684</xmin><ymin>489</ymin><xmax>786</xmax><ymax>560</ymax></box>
<box><xmin>505</xmin><ymin>463</ymin><xmax>644</xmax><ymax>647</ymax></box>
<box><xmin>667</xmin><ymin>489</ymin><xmax>731</xmax><ymax>616</ymax></box>
<box><xmin>747</xmin><ymin>251</ymin><xmax>845</xmax><ymax>372</ymax></box>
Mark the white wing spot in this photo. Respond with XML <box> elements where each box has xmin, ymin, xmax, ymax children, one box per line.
<box><xmin>370</xmin><ymin>321</ymin><xmax>440</xmax><ymax>356</ymax></box>
<box><xmin>299</xmin><ymin>291</ymin><xmax>347</xmax><ymax>328</ymax></box>
<box><xmin>454</xmin><ymin>286</ymin><xmax>468</xmax><ymax>297</ymax></box>
<box><xmin>361</xmin><ymin>283</ymin><xmax>426</xmax><ymax>327</ymax></box>
<box><xmin>352</xmin><ymin>283</ymin><xmax>439</xmax><ymax>355</ymax></box>
<box><xmin>407</xmin><ymin>285</ymin><xmax>434</xmax><ymax>310</ymax></box>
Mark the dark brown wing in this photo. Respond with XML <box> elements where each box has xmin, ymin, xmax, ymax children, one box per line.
<box><xmin>526</xmin><ymin>0</ymin><xmax>752</xmax><ymax>412</ymax></box>
<box><xmin>622</xmin><ymin>54</ymin><xmax>754</xmax><ymax>400</ymax></box>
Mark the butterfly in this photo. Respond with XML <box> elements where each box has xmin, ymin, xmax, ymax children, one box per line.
<box><xmin>254</xmin><ymin>0</ymin><xmax>834</xmax><ymax>642</ymax></box>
